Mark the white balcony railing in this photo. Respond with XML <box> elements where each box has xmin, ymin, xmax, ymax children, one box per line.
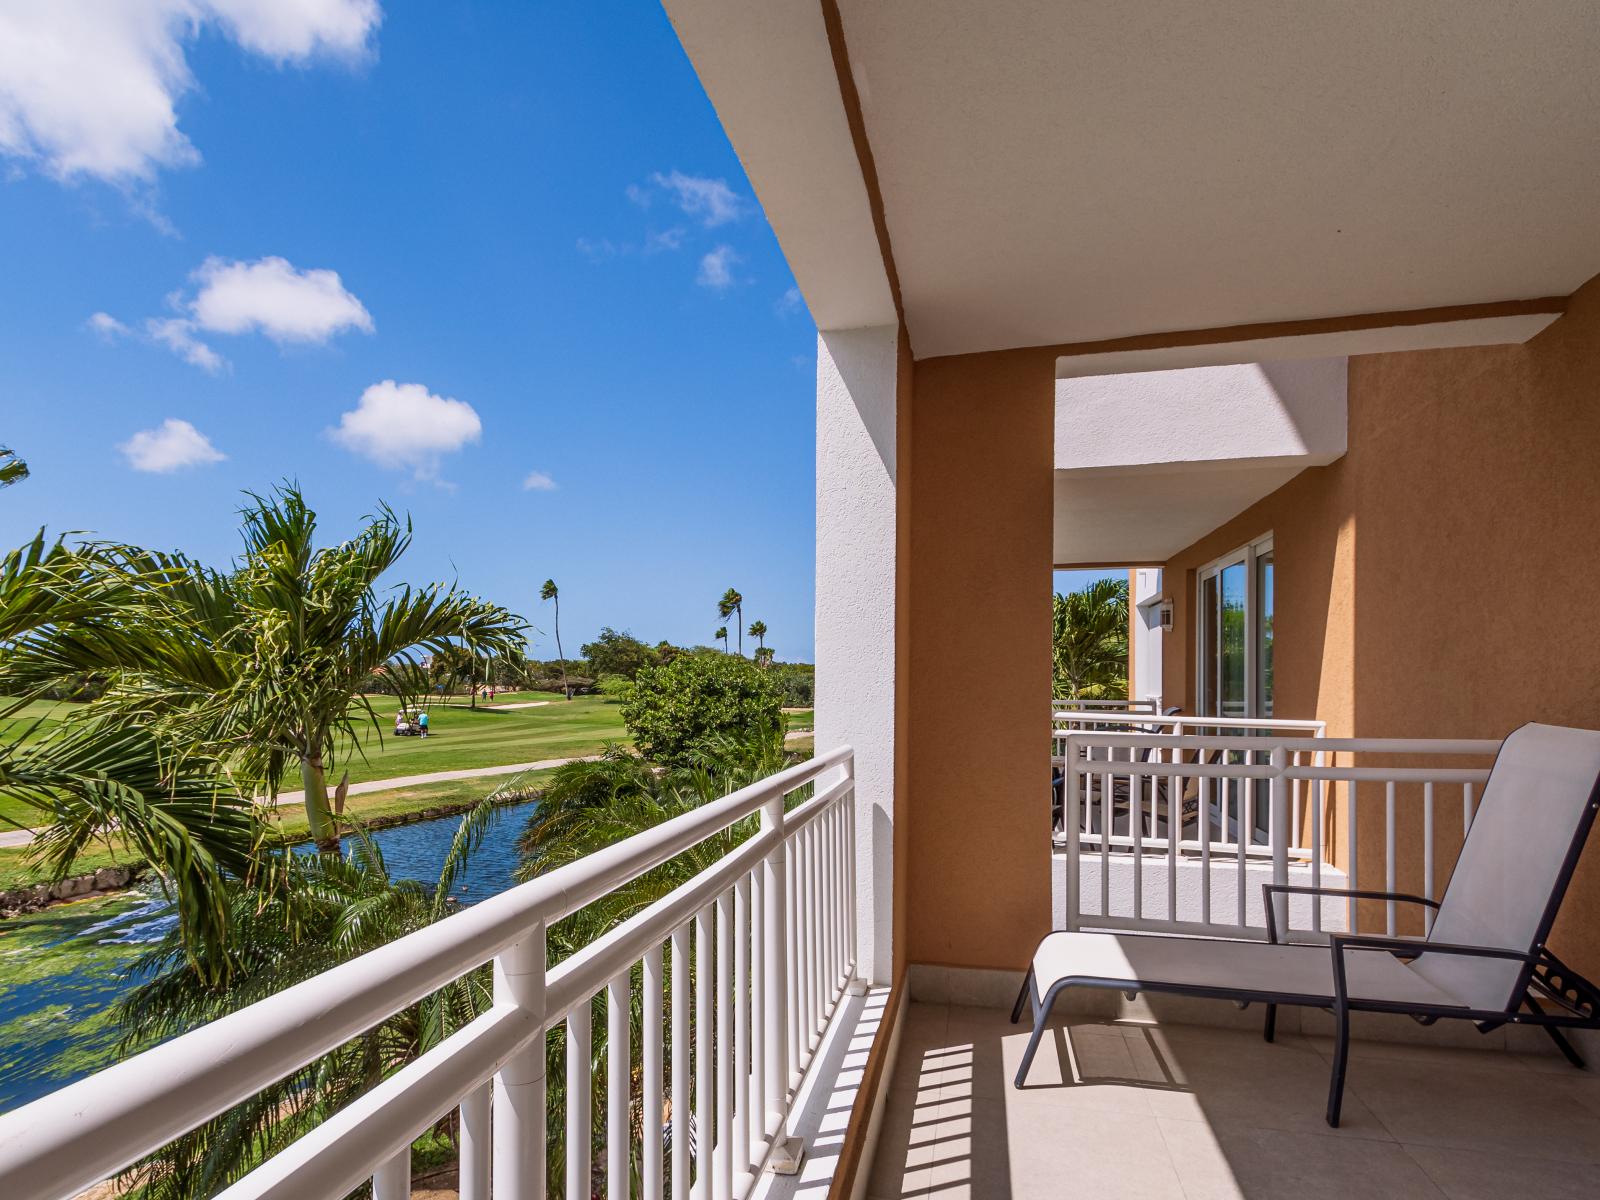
<box><xmin>0</xmin><ymin>747</ymin><xmax>858</xmax><ymax>1200</ymax></box>
<box><xmin>1057</xmin><ymin>731</ymin><xmax>1499</xmax><ymax>940</ymax></box>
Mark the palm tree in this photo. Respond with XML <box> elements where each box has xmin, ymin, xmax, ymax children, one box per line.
<box><xmin>0</xmin><ymin>445</ymin><xmax>27</xmax><ymax>489</ymax></box>
<box><xmin>8</xmin><ymin>485</ymin><xmax>526</xmax><ymax>853</ymax></box>
<box><xmin>0</xmin><ymin>531</ymin><xmax>264</xmax><ymax>960</ymax></box>
<box><xmin>714</xmin><ymin>625</ymin><xmax>728</xmax><ymax>652</ymax></box>
<box><xmin>753</xmin><ymin>646</ymin><xmax>774</xmax><ymax>670</ymax></box>
<box><xmin>115</xmin><ymin>802</ymin><xmax>503</xmax><ymax>1197</ymax></box>
<box><xmin>717</xmin><ymin>588</ymin><xmax>744</xmax><ymax>656</ymax></box>
<box><xmin>748</xmin><ymin>620</ymin><xmax>767</xmax><ymax>657</ymax></box>
<box><xmin>1052</xmin><ymin>577</ymin><xmax>1130</xmax><ymax>700</ymax></box>
<box><xmin>542</xmin><ymin>578</ymin><xmax>571</xmax><ymax>700</ymax></box>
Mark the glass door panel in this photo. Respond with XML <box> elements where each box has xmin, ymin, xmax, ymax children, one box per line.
<box><xmin>1200</xmin><ymin>573</ymin><xmax>1219</xmax><ymax>718</ymax></box>
<box><xmin>1257</xmin><ymin>551</ymin><xmax>1275</xmax><ymax>718</ymax></box>
<box><xmin>1219</xmin><ymin>561</ymin><xmax>1246</xmax><ymax>718</ymax></box>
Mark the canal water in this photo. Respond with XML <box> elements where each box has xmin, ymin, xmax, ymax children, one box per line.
<box><xmin>0</xmin><ymin>799</ymin><xmax>537</xmax><ymax>1113</ymax></box>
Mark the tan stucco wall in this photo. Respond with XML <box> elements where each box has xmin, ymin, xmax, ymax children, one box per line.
<box><xmin>905</xmin><ymin>349</ymin><xmax>1055</xmax><ymax>970</ymax></box>
<box><xmin>1161</xmin><ymin>273</ymin><xmax>1600</xmax><ymax>972</ymax></box>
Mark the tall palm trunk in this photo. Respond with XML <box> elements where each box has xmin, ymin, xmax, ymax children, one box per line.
<box><xmin>301</xmin><ymin>751</ymin><xmax>340</xmax><ymax>853</ymax></box>
<box><xmin>735</xmin><ymin>604</ymin><xmax>743</xmax><ymax>656</ymax></box>
<box><xmin>554</xmin><ymin>597</ymin><xmax>570</xmax><ymax>700</ymax></box>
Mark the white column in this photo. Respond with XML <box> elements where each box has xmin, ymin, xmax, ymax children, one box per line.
<box><xmin>1132</xmin><ymin>567</ymin><xmax>1165</xmax><ymax>707</ymax></box>
<box><xmin>815</xmin><ymin>325</ymin><xmax>899</xmax><ymax>986</ymax></box>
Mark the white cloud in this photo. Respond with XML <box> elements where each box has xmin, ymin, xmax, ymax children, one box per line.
<box><xmin>645</xmin><ymin>227</ymin><xmax>686</xmax><ymax>254</ymax></box>
<box><xmin>697</xmin><ymin>245</ymin><xmax>739</xmax><ymax>290</ymax></box>
<box><xmin>652</xmin><ymin>170</ymin><xmax>744</xmax><ymax>227</ymax></box>
<box><xmin>188</xmin><ymin>255</ymin><xmax>373</xmax><ymax>343</ymax></box>
<box><xmin>775</xmin><ymin>286</ymin><xmax>803</xmax><ymax>316</ymax></box>
<box><xmin>119</xmin><ymin>417</ymin><xmax>226</xmax><ymax>472</ymax></box>
<box><xmin>0</xmin><ymin>2</ymin><xmax>379</xmax><ymax>185</ymax></box>
<box><xmin>145</xmin><ymin>316</ymin><xmax>226</xmax><ymax>373</ymax></box>
<box><xmin>522</xmin><ymin>470</ymin><xmax>558</xmax><ymax>492</ymax></box>
<box><xmin>330</xmin><ymin>380</ymin><xmax>481</xmax><ymax>478</ymax></box>
<box><xmin>576</xmin><ymin>236</ymin><xmax>622</xmax><ymax>262</ymax></box>
<box><xmin>87</xmin><ymin>311</ymin><xmax>131</xmax><ymax>339</ymax></box>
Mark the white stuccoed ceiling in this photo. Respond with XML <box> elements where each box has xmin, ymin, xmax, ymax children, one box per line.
<box><xmin>836</xmin><ymin>0</ymin><xmax>1600</xmax><ymax>358</ymax></box>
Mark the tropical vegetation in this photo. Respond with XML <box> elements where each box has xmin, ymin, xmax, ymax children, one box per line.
<box><xmin>621</xmin><ymin>651</ymin><xmax>782</xmax><ymax>768</ymax></box>
<box><xmin>1052</xmin><ymin>576</ymin><xmax>1130</xmax><ymax>700</ymax></box>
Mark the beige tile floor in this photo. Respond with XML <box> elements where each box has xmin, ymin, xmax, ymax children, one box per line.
<box><xmin>867</xmin><ymin>1002</ymin><xmax>1600</xmax><ymax>1199</ymax></box>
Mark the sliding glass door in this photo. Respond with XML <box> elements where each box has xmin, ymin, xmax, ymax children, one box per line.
<box><xmin>1197</xmin><ymin>535</ymin><xmax>1275</xmax><ymax>844</ymax></box>
<box><xmin>1197</xmin><ymin>534</ymin><xmax>1274</xmax><ymax>720</ymax></box>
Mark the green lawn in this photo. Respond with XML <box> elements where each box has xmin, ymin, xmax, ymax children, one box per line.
<box><xmin>0</xmin><ymin>694</ymin><xmax>624</xmax><ymax>835</ymax></box>
<box><xmin>338</xmin><ymin>694</ymin><xmax>626</xmax><ymax>784</ymax></box>
<box><xmin>783</xmin><ymin>708</ymin><xmax>815</xmax><ymax>732</ymax></box>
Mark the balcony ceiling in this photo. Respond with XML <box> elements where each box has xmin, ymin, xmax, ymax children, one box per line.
<box><xmin>666</xmin><ymin>1</ymin><xmax>1600</xmax><ymax>362</ymax></box>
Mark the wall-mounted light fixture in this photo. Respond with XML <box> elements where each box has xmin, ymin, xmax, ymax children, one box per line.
<box><xmin>1157</xmin><ymin>599</ymin><xmax>1174</xmax><ymax>632</ymax></box>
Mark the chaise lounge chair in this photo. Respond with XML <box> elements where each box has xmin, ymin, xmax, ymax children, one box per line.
<box><xmin>1014</xmin><ymin>722</ymin><xmax>1600</xmax><ymax>1126</ymax></box>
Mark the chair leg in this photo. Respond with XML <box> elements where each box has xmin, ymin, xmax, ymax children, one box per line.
<box><xmin>1010</xmin><ymin>967</ymin><xmax>1034</xmax><ymax>1025</ymax></box>
<box><xmin>1544</xmin><ymin>1024</ymin><xmax>1587</xmax><ymax>1069</ymax></box>
<box><xmin>1326</xmin><ymin>1003</ymin><xmax>1351</xmax><ymax>1128</ymax></box>
<box><xmin>1014</xmin><ymin>983</ymin><xmax>1056</xmax><ymax>1088</ymax></box>
<box><xmin>1263</xmin><ymin>1003</ymin><xmax>1277</xmax><ymax>1044</ymax></box>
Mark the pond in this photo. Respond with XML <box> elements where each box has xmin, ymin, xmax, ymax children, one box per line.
<box><xmin>0</xmin><ymin>799</ymin><xmax>537</xmax><ymax>1114</ymax></box>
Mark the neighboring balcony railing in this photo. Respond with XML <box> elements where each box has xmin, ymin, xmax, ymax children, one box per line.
<box><xmin>1052</xmin><ymin>696</ymin><xmax>1161</xmax><ymax>713</ymax></box>
<box><xmin>0</xmin><ymin>747</ymin><xmax>859</xmax><ymax>1200</ymax></box>
<box><xmin>1056</xmin><ymin>731</ymin><xmax>1498</xmax><ymax>940</ymax></box>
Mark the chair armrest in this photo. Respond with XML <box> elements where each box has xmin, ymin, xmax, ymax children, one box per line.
<box><xmin>1262</xmin><ymin>885</ymin><xmax>1439</xmax><ymax>945</ymax></box>
<box><xmin>1329</xmin><ymin>934</ymin><xmax>1537</xmax><ymax>1014</ymax></box>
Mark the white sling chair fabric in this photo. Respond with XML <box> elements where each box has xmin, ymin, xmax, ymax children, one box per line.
<box><xmin>1410</xmin><ymin>722</ymin><xmax>1600</xmax><ymax>1009</ymax></box>
<box><xmin>1031</xmin><ymin>722</ymin><xmax>1600</xmax><ymax>1014</ymax></box>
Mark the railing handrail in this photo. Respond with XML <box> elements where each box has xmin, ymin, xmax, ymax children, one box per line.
<box><xmin>1052</xmin><ymin>711</ymin><xmax>1328</xmax><ymax>733</ymax></box>
<box><xmin>1056</xmin><ymin>730</ymin><xmax>1497</xmax><ymax>756</ymax></box>
<box><xmin>0</xmin><ymin>744</ymin><xmax>855</xmax><ymax>1200</ymax></box>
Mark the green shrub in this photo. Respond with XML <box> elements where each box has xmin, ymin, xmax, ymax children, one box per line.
<box><xmin>596</xmin><ymin>673</ymin><xmax>634</xmax><ymax>704</ymax></box>
<box><xmin>622</xmin><ymin>653</ymin><xmax>782</xmax><ymax>767</ymax></box>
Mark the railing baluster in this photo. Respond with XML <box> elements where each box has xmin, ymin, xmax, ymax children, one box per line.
<box><xmin>1200</xmin><ymin>776</ymin><xmax>1211</xmax><ymax>925</ymax></box>
<box><xmin>670</xmin><ymin>924</ymin><xmax>690</xmax><ymax>1200</ymax></box>
<box><xmin>1099</xmin><ymin>767</ymin><xmax>1111</xmax><ymax>918</ymax></box>
<box><xmin>694</xmin><ymin>906</ymin><xmax>713</xmax><ymax>1199</ymax></box>
<box><xmin>1311</xmin><ymin>776</ymin><xmax>1324</xmax><ymax>935</ymax></box>
<box><xmin>760</xmin><ymin>793</ymin><xmax>789</xmax><ymax>1137</ymax></box>
<box><xmin>643</xmin><ymin>945</ymin><xmax>665</xmax><ymax>1200</ymax></box>
<box><xmin>783</xmin><ymin>818</ymin><xmax>799</xmax><ymax>1088</ymax></box>
<box><xmin>733</xmin><ymin>875</ymin><xmax>751</xmax><ymax>1179</ymax></box>
<box><xmin>747</xmin><ymin>871</ymin><xmax>764</xmax><ymax>1159</ymax></box>
<box><xmin>608</xmin><ymin>972</ymin><xmax>630</xmax><ymax>1200</ymax></box>
<box><xmin>1423</xmin><ymin>781</ymin><xmax>1436</xmax><ymax>934</ymax></box>
<box><xmin>1269</xmin><ymin>746</ymin><xmax>1288</xmax><ymax>935</ymax></box>
<box><xmin>1385</xmin><ymin>780</ymin><xmax>1397</xmax><ymax>936</ymax></box>
<box><xmin>372</xmin><ymin>1147</ymin><xmax>410</xmax><ymax>1200</ymax></box>
<box><xmin>567</xmin><ymin>998</ymin><xmax>592</xmax><ymax>1200</ymax></box>
<box><xmin>715</xmin><ymin>892</ymin><xmax>733</xmax><ymax>1200</ymax></box>
<box><xmin>1131</xmin><ymin>765</ymin><xmax>1143</xmax><ymax>922</ymax></box>
<box><xmin>1236</xmin><ymin>760</ymin><xmax>1249</xmax><ymax>928</ymax></box>
<box><xmin>1167</xmin><ymin>747</ymin><xmax>1178</xmax><ymax>925</ymax></box>
<box><xmin>493</xmin><ymin>929</ymin><xmax>547</xmax><ymax>1200</ymax></box>
<box><xmin>459</xmin><ymin>1083</ymin><xmax>490</xmax><ymax>1200</ymax></box>
<box><xmin>1348</xmin><ymin>783</ymin><xmax>1360</xmax><ymax>932</ymax></box>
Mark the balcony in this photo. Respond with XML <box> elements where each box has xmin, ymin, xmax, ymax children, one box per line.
<box><xmin>2</xmin><ymin>729</ymin><xmax>1595</xmax><ymax>1200</ymax></box>
<box><xmin>869</xmin><ymin>1000</ymin><xmax>1600</xmax><ymax>1199</ymax></box>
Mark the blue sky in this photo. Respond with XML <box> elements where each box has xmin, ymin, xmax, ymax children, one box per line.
<box><xmin>0</xmin><ymin>3</ymin><xmax>1115</xmax><ymax>664</ymax></box>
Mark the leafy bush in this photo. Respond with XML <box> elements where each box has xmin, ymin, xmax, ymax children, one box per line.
<box><xmin>768</xmin><ymin>662</ymin><xmax>814</xmax><ymax>707</ymax></box>
<box><xmin>595</xmin><ymin>673</ymin><xmax>634</xmax><ymax>704</ymax></box>
<box><xmin>622</xmin><ymin>653</ymin><xmax>782</xmax><ymax>767</ymax></box>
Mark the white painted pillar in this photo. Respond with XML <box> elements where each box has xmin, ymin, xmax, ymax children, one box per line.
<box><xmin>1133</xmin><ymin>567</ymin><xmax>1165</xmax><ymax>707</ymax></box>
<box><xmin>815</xmin><ymin>326</ymin><xmax>899</xmax><ymax>986</ymax></box>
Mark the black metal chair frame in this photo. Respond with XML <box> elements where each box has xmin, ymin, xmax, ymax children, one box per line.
<box><xmin>1013</xmin><ymin>769</ymin><xmax>1600</xmax><ymax>1127</ymax></box>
